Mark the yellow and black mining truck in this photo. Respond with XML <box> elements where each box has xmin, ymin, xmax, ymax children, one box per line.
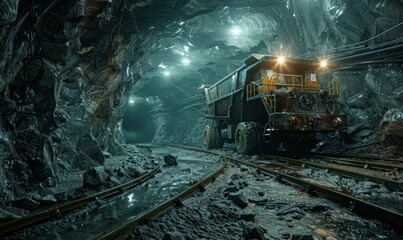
<box><xmin>203</xmin><ymin>54</ymin><xmax>348</xmax><ymax>154</ymax></box>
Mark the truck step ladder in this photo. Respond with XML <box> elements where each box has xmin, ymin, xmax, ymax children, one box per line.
<box><xmin>261</xmin><ymin>95</ymin><xmax>276</xmax><ymax>114</ymax></box>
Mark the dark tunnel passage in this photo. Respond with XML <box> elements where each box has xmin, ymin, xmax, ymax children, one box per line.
<box><xmin>122</xmin><ymin>97</ymin><xmax>156</xmax><ymax>143</ymax></box>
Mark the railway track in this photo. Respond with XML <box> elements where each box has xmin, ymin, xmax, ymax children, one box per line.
<box><xmin>261</xmin><ymin>154</ymin><xmax>403</xmax><ymax>191</ymax></box>
<box><xmin>96</xmin><ymin>144</ymin><xmax>403</xmax><ymax>239</ymax></box>
<box><xmin>96</xmin><ymin>156</ymin><xmax>227</xmax><ymax>240</ymax></box>
<box><xmin>2</xmin><ymin>144</ymin><xmax>402</xmax><ymax>239</ymax></box>
<box><xmin>1</xmin><ymin>145</ymin><xmax>224</xmax><ymax>240</ymax></box>
<box><xmin>0</xmin><ymin>163</ymin><xmax>161</xmax><ymax>237</ymax></box>
<box><xmin>227</xmin><ymin>155</ymin><xmax>403</xmax><ymax>229</ymax></box>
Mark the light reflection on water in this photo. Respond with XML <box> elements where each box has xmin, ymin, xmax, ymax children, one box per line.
<box><xmin>37</xmin><ymin>147</ymin><xmax>220</xmax><ymax>240</ymax></box>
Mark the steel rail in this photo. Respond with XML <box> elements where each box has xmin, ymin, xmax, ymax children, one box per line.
<box><xmin>96</xmin><ymin>156</ymin><xmax>228</xmax><ymax>240</ymax></box>
<box><xmin>226</xmin><ymin>156</ymin><xmax>403</xmax><ymax>232</ymax></box>
<box><xmin>261</xmin><ymin>154</ymin><xmax>403</xmax><ymax>191</ymax></box>
<box><xmin>311</xmin><ymin>155</ymin><xmax>403</xmax><ymax>171</ymax></box>
<box><xmin>313</xmin><ymin>152</ymin><xmax>403</xmax><ymax>163</ymax></box>
<box><xmin>0</xmin><ymin>163</ymin><xmax>162</xmax><ymax>237</ymax></box>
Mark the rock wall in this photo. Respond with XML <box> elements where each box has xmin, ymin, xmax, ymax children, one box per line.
<box><xmin>335</xmin><ymin>65</ymin><xmax>403</xmax><ymax>144</ymax></box>
<box><xmin>0</xmin><ymin>0</ymin><xmax>136</xmax><ymax>202</ymax></box>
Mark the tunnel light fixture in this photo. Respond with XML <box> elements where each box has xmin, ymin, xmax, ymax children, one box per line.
<box><xmin>182</xmin><ymin>58</ymin><xmax>190</xmax><ymax>66</ymax></box>
<box><xmin>320</xmin><ymin>59</ymin><xmax>328</xmax><ymax>68</ymax></box>
<box><xmin>231</xmin><ymin>26</ymin><xmax>242</xmax><ymax>36</ymax></box>
<box><xmin>163</xmin><ymin>70</ymin><xmax>171</xmax><ymax>77</ymax></box>
<box><xmin>277</xmin><ymin>56</ymin><xmax>286</xmax><ymax>64</ymax></box>
<box><xmin>184</xmin><ymin>45</ymin><xmax>190</xmax><ymax>52</ymax></box>
<box><xmin>158</xmin><ymin>63</ymin><xmax>167</xmax><ymax>69</ymax></box>
<box><xmin>128</xmin><ymin>98</ymin><xmax>135</xmax><ymax>104</ymax></box>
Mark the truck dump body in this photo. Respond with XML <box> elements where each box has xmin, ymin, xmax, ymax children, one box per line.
<box><xmin>203</xmin><ymin>54</ymin><xmax>348</xmax><ymax>153</ymax></box>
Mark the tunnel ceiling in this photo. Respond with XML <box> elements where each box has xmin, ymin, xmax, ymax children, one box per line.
<box><xmin>127</xmin><ymin>0</ymin><xmax>393</xmax><ymax>97</ymax></box>
<box><xmin>118</xmin><ymin>0</ymin><xmax>402</xmax><ymax>143</ymax></box>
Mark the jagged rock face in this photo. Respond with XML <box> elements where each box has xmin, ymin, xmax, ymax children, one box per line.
<box><xmin>335</xmin><ymin>65</ymin><xmax>403</xmax><ymax>143</ymax></box>
<box><xmin>0</xmin><ymin>0</ymin><xmax>136</xmax><ymax>201</ymax></box>
<box><xmin>0</xmin><ymin>0</ymin><xmax>18</xmax><ymax>26</ymax></box>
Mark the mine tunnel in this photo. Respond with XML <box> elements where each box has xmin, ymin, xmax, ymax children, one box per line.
<box><xmin>1</xmin><ymin>0</ymin><xmax>403</xmax><ymax>239</ymax></box>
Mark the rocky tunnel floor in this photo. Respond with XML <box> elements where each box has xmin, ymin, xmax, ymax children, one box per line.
<box><xmin>5</xmin><ymin>146</ymin><xmax>222</xmax><ymax>240</ymax></box>
<box><xmin>132</xmin><ymin>148</ymin><xmax>403</xmax><ymax>240</ymax></box>
<box><xmin>1</xmin><ymin>145</ymin><xmax>158</xmax><ymax>222</ymax></box>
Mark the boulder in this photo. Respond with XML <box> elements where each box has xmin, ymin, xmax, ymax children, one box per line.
<box><xmin>128</xmin><ymin>168</ymin><xmax>140</xmax><ymax>178</ymax></box>
<box><xmin>231</xmin><ymin>193</ymin><xmax>249</xmax><ymax>208</ymax></box>
<box><xmin>54</xmin><ymin>190</ymin><xmax>68</xmax><ymax>201</ymax></box>
<box><xmin>240</xmin><ymin>208</ymin><xmax>255</xmax><ymax>221</ymax></box>
<box><xmin>83</xmin><ymin>166</ymin><xmax>109</xmax><ymax>188</ymax></box>
<box><xmin>243</xmin><ymin>224</ymin><xmax>265</xmax><ymax>240</ymax></box>
<box><xmin>163</xmin><ymin>155</ymin><xmax>178</xmax><ymax>166</ymax></box>
<box><xmin>117</xmin><ymin>167</ymin><xmax>128</xmax><ymax>177</ymax></box>
<box><xmin>35</xmin><ymin>194</ymin><xmax>58</xmax><ymax>205</ymax></box>
<box><xmin>109</xmin><ymin>176</ymin><xmax>121</xmax><ymax>186</ymax></box>
<box><xmin>277</xmin><ymin>206</ymin><xmax>304</xmax><ymax>216</ymax></box>
<box><xmin>38</xmin><ymin>187</ymin><xmax>56</xmax><ymax>197</ymax></box>
<box><xmin>248</xmin><ymin>195</ymin><xmax>268</xmax><ymax>206</ymax></box>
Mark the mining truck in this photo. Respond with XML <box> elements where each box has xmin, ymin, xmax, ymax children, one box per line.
<box><xmin>203</xmin><ymin>54</ymin><xmax>348</xmax><ymax>154</ymax></box>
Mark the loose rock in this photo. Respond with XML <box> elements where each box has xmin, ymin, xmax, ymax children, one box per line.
<box><xmin>243</xmin><ymin>224</ymin><xmax>265</xmax><ymax>240</ymax></box>
<box><xmin>83</xmin><ymin>166</ymin><xmax>109</xmax><ymax>188</ymax></box>
<box><xmin>231</xmin><ymin>193</ymin><xmax>249</xmax><ymax>208</ymax></box>
<box><xmin>240</xmin><ymin>208</ymin><xmax>255</xmax><ymax>221</ymax></box>
<box><xmin>164</xmin><ymin>155</ymin><xmax>178</xmax><ymax>166</ymax></box>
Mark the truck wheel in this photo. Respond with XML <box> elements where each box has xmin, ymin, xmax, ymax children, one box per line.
<box><xmin>235</xmin><ymin>122</ymin><xmax>257</xmax><ymax>154</ymax></box>
<box><xmin>203</xmin><ymin>125</ymin><xmax>220</xmax><ymax>149</ymax></box>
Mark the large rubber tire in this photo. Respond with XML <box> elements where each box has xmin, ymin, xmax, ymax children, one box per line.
<box><xmin>203</xmin><ymin>125</ymin><xmax>222</xmax><ymax>149</ymax></box>
<box><xmin>235</xmin><ymin>122</ymin><xmax>258</xmax><ymax>154</ymax></box>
